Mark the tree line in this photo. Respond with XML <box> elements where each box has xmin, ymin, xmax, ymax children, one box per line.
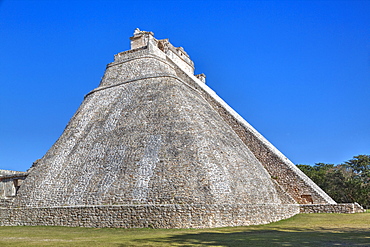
<box><xmin>296</xmin><ymin>154</ymin><xmax>370</xmax><ymax>208</ymax></box>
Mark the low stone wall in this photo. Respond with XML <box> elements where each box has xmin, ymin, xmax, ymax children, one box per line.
<box><xmin>0</xmin><ymin>204</ymin><xmax>299</xmax><ymax>228</ymax></box>
<box><xmin>300</xmin><ymin>203</ymin><xmax>365</xmax><ymax>214</ymax></box>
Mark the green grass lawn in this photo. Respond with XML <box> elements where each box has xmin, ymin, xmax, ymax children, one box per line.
<box><xmin>0</xmin><ymin>212</ymin><xmax>369</xmax><ymax>246</ymax></box>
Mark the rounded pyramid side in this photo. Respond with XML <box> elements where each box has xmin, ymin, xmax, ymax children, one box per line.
<box><xmin>14</xmin><ymin>73</ymin><xmax>288</xmax><ymax>207</ymax></box>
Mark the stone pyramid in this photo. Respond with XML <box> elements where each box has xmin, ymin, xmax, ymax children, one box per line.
<box><xmin>9</xmin><ymin>29</ymin><xmax>338</xmax><ymax>228</ymax></box>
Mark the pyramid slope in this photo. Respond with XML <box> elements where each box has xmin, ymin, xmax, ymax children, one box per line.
<box><xmin>15</xmin><ymin>75</ymin><xmax>288</xmax><ymax>207</ymax></box>
<box><xmin>14</xmin><ymin>29</ymin><xmax>335</xmax><ymax>209</ymax></box>
<box><xmin>3</xmin><ymin>29</ymin><xmax>342</xmax><ymax>228</ymax></box>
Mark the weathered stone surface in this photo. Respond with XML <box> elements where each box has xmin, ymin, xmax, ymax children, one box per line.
<box><xmin>15</xmin><ymin>76</ymin><xmax>285</xmax><ymax>207</ymax></box>
<box><xmin>0</xmin><ymin>29</ymin><xmax>342</xmax><ymax>228</ymax></box>
<box><xmin>13</xmin><ymin>31</ymin><xmax>291</xmax><ymax>209</ymax></box>
<box><xmin>0</xmin><ymin>204</ymin><xmax>300</xmax><ymax>228</ymax></box>
<box><xmin>0</xmin><ymin>170</ymin><xmax>27</xmax><ymax>205</ymax></box>
<box><xmin>300</xmin><ymin>203</ymin><xmax>365</xmax><ymax>214</ymax></box>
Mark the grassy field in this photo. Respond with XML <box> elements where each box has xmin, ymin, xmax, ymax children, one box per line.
<box><xmin>0</xmin><ymin>212</ymin><xmax>369</xmax><ymax>246</ymax></box>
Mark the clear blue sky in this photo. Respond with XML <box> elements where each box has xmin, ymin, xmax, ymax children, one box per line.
<box><xmin>0</xmin><ymin>0</ymin><xmax>369</xmax><ymax>172</ymax></box>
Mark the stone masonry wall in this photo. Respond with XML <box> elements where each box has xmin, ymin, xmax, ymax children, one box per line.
<box><xmin>300</xmin><ymin>203</ymin><xmax>365</xmax><ymax>214</ymax></box>
<box><xmin>0</xmin><ymin>171</ymin><xmax>28</xmax><ymax>200</ymax></box>
<box><xmin>15</xmin><ymin>43</ymin><xmax>292</xmax><ymax>208</ymax></box>
<box><xmin>3</xmin><ymin>32</ymin><xmax>341</xmax><ymax>229</ymax></box>
<box><xmin>0</xmin><ymin>204</ymin><xmax>299</xmax><ymax>228</ymax></box>
<box><xmin>15</xmin><ymin>74</ymin><xmax>288</xmax><ymax>207</ymax></box>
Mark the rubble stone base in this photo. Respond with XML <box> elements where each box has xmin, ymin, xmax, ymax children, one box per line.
<box><xmin>0</xmin><ymin>203</ymin><xmax>299</xmax><ymax>228</ymax></box>
<box><xmin>299</xmin><ymin>203</ymin><xmax>365</xmax><ymax>214</ymax></box>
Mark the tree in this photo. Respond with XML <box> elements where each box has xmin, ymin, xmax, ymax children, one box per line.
<box><xmin>297</xmin><ymin>155</ymin><xmax>370</xmax><ymax>208</ymax></box>
<box><xmin>345</xmin><ymin>155</ymin><xmax>370</xmax><ymax>183</ymax></box>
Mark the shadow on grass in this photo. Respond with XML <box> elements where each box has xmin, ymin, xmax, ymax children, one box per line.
<box><xmin>132</xmin><ymin>228</ymin><xmax>370</xmax><ymax>247</ymax></box>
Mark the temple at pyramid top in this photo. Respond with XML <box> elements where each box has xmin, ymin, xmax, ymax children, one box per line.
<box><xmin>129</xmin><ymin>28</ymin><xmax>196</xmax><ymax>76</ymax></box>
<box><xmin>116</xmin><ymin>28</ymin><xmax>205</xmax><ymax>81</ymax></box>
